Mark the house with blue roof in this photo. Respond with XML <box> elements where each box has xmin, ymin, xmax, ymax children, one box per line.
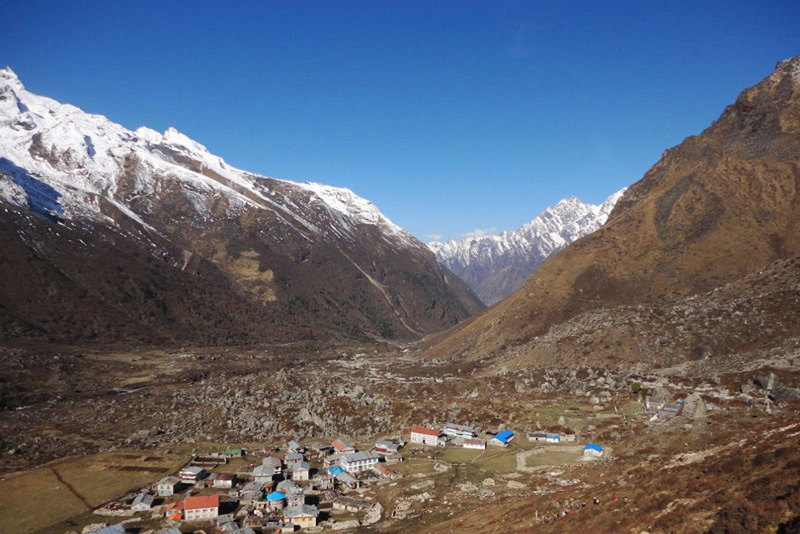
<box><xmin>489</xmin><ymin>430</ymin><xmax>515</xmax><ymax>447</ymax></box>
<box><xmin>327</xmin><ymin>465</ymin><xmax>345</xmax><ymax>476</ymax></box>
<box><xmin>584</xmin><ymin>444</ymin><xmax>603</xmax><ymax>457</ymax></box>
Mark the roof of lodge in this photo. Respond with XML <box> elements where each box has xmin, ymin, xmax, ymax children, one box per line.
<box><xmin>185</xmin><ymin>494</ymin><xmax>220</xmax><ymax>510</ymax></box>
<box><xmin>411</xmin><ymin>425</ymin><xmax>441</xmax><ymax>437</ymax></box>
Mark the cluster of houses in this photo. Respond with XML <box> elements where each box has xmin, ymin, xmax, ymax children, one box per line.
<box><xmin>409</xmin><ymin>422</ymin><xmax>517</xmax><ymax>449</ymax></box>
<box><xmin>93</xmin><ymin>422</ymin><xmax>606</xmax><ymax>533</ymax></box>
<box><xmin>108</xmin><ymin>436</ymin><xmax>404</xmax><ymax>533</ymax></box>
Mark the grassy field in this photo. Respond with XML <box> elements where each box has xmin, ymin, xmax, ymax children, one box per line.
<box><xmin>434</xmin><ymin>447</ymin><xmax>484</xmax><ymax>463</ymax></box>
<box><xmin>474</xmin><ymin>451</ymin><xmax>517</xmax><ymax>473</ymax></box>
<box><xmin>525</xmin><ymin>449</ymin><xmax>583</xmax><ymax>468</ymax></box>
<box><xmin>0</xmin><ymin>467</ymin><xmax>88</xmax><ymax>533</ymax></box>
<box><xmin>0</xmin><ymin>450</ymin><xmax>188</xmax><ymax>533</ymax></box>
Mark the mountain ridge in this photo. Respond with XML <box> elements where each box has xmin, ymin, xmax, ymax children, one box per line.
<box><xmin>427</xmin><ymin>189</ymin><xmax>625</xmax><ymax>305</ymax></box>
<box><xmin>426</xmin><ymin>55</ymin><xmax>800</xmax><ymax>369</ymax></box>
<box><xmin>0</xmin><ymin>67</ymin><xmax>483</xmax><ymax>344</ymax></box>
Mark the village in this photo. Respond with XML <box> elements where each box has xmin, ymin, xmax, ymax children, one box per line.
<box><xmin>71</xmin><ymin>421</ymin><xmax>614</xmax><ymax>534</ymax></box>
<box><xmin>2</xmin><ymin>343</ymin><xmax>790</xmax><ymax>534</ymax></box>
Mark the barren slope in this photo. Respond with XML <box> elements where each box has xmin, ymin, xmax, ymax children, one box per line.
<box><xmin>428</xmin><ymin>56</ymin><xmax>800</xmax><ymax>368</ymax></box>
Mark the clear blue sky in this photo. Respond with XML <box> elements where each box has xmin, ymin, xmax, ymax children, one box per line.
<box><xmin>4</xmin><ymin>1</ymin><xmax>799</xmax><ymax>241</ymax></box>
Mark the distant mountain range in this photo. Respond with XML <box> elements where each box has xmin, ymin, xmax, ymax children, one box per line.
<box><xmin>428</xmin><ymin>55</ymin><xmax>800</xmax><ymax>370</ymax></box>
<box><xmin>0</xmin><ymin>68</ymin><xmax>483</xmax><ymax>344</ymax></box>
<box><xmin>428</xmin><ymin>190</ymin><xmax>625</xmax><ymax>305</ymax></box>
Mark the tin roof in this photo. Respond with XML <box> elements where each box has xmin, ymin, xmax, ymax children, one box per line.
<box><xmin>267</xmin><ymin>491</ymin><xmax>286</xmax><ymax>501</ymax></box>
<box><xmin>494</xmin><ymin>430</ymin><xmax>514</xmax><ymax>442</ymax></box>
<box><xmin>584</xmin><ymin>443</ymin><xmax>603</xmax><ymax>451</ymax></box>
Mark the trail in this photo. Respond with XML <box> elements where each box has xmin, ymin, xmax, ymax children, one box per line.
<box><xmin>50</xmin><ymin>467</ymin><xmax>92</xmax><ymax>510</ymax></box>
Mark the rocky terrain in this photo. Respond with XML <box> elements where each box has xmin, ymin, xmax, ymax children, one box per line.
<box><xmin>428</xmin><ymin>55</ymin><xmax>800</xmax><ymax>370</ymax></box>
<box><xmin>428</xmin><ymin>190</ymin><xmax>624</xmax><ymax>305</ymax></box>
<box><xmin>1</xmin><ymin>339</ymin><xmax>798</xmax><ymax>533</ymax></box>
<box><xmin>0</xmin><ymin>68</ymin><xmax>482</xmax><ymax>345</ymax></box>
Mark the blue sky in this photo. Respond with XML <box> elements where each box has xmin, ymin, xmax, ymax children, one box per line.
<box><xmin>4</xmin><ymin>1</ymin><xmax>799</xmax><ymax>241</ymax></box>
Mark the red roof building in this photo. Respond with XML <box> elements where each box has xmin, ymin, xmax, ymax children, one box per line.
<box><xmin>184</xmin><ymin>494</ymin><xmax>219</xmax><ymax>521</ymax></box>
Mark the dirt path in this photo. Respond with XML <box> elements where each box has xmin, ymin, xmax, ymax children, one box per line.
<box><xmin>50</xmin><ymin>467</ymin><xmax>92</xmax><ymax>510</ymax></box>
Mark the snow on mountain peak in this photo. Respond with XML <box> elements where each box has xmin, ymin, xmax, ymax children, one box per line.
<box><xmin>427</xmin><ymin>188</ymin><xmax>627</xmax><ymax>304</ymax></box>
<box><xmin>0</xmin><ymin>68</ymin><xmax>418</xmax><ymax>250</ymax></box>
<box><xmin>162</xmin><ymin>126</ymin><xmax>211</xmax><ymax>154</ymax></box>
<box><xmin>295</xmin><ymin>181</ymin><xmax>416</xmax><ymax>246</ymax></box>
<box><xmin>0</xmin><ymin>67</ymin><xmax>22</xmax><ymax>88</ymax></box>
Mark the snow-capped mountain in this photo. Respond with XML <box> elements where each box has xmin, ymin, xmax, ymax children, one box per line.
<box><xmin>428</xmin><ymin>190</ymin><xmax>626</xmax><ymax>305</ymax></box>
<box><xmin>0</xmin><ymin>67</ymin><xmax>483</xmax><ymax>343</ymax></box>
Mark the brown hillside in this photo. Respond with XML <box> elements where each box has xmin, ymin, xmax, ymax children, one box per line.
<box><xmin>428</xmin><ymin>56</ymin><xmax>800</xmax><ymax>367</ymax></box>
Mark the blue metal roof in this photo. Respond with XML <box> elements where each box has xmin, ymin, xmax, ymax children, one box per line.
<box><xmin>328</xmin><ymin>465</ymin><xmax>344</xmax><ymax>475</ymax></box>
<box><xmin>494</xmin><ymin>430</ymin><xmax>514</xmax><ymax>442</ymax></box>
<box><xmin>266</xmin><ymin>491</ymin><xmax>285</xmax><ymax>500</ymax></box>
<box><xmin>584</xmin><ymin>444</ymin><xmax>603</xmax><ymax>451</ymax></box>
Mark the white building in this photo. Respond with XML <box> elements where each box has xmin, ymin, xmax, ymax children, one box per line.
<box><xmin>179</xmin><ymin>466</ymin><xmax>206</xmax><ymax>481</ymax></box>
<box><xmin>410</xmin><ymin>426</ymin><xmax>445</xmax><ymax>447</ymax></box>
<box><xmin>292</xmin><ymin>461</ymin><xmax>310</xmax><ymax>481</ymax></box>
<box><xmin>462</xmin><ymin>439</ymin><xmax>486</xmax><ymax>450</ymax></box>
<box><xmin>340</xmin><ymin>451</ymin><xmax>378</xmax><ymax>473</ymax></box>
<box><xmin>184</xmin><ymin>494</ymin><xmax>219</xmax><ymax>521</ymax></box>
<box><xmin>156</xmin><ymin>476</ymin><xmax>182</xmax><ymax>496</ymax></box>
<box><xmin>131</xmin><ymin>493</ymin><xmax>154</xmax><ymax>512</ymax></box>
<box><xmin>443</xmin><ymin>423</ymin><xmax>477</xmax><ymax>439</ymax></box>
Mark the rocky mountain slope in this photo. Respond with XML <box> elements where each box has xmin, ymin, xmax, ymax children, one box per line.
<box><xmin>428</xmin><ymin>190</ymin><xmax>625</xmax><ymax>305</ymax></box>
<box><xmin>427</xmin><ymin>55</ymin><xmax>800</xmax><ymax>369</ymax></box>
<box><xmin>0</xmin><ymin>68</ymin><xmax>483</xmax><ymax>345</ymax></box>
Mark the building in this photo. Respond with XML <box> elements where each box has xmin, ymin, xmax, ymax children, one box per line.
<box><xmin>332</xmin><ymin>439</ymin><xmax>356</xmax><ymax>454</ymax></box>
<box><xmin>374</xmin><ymin>439</ymin><xmax>400</xmax><ymax>454</ymax></box>
<box><xmin>546</xmin><ymin>433</ymin><xmax>560</xmax><ymax>443</ymax></box>
<box><xmin>287</xmin><ymin>440</ymin><xmax>305</xmax><ymax>454</ymax></box>
<box><xmin>323</xmin><ymin>453</ymin><xmax>343</xmax><ymax>468</ymax></box>
<box><xmin>179</xmin><ymin>466</ymin><xmax>206</xmax><ymax>482</ymax></box>
<box><xmin>372</xmin><ymin>463</ymin><xmax>403</xmax><ymax>479</ymax></box>
<box><xmin>292</xmin><ymin>461</ymin><xmax>310</xmax><ymax>481</ymax></box>
<box><xmin>340</xmin><ymin>451</ymin><xmax>379</xmax><ymax>473</ymax></box>
<box><xmin>131</xmin><ymin>493</ymin><xmax>154</xmax><ymax>512</ymax></box>
<box><xmin>335</xmin><ymin>471</ymin><xmax>360</xmax><ymax>490</ymax></box>
<box><xmin>527</xmin><ymin>432</ymin><xmax>547</xmax><ymax>442</ymax></box>
<box><xmin>490</xmin><ymin>430</ymin><xmax>514</xmax><ymax>447</ymax></box>
<box><xmin>266</xmin><ymin>491</ymin><xmax>286</xmax><ymax>511</ymax></box>
<box><xmin>584</xmin><ymin>444</ymin><xmax>604</xmax><ymax>457</ymax></box>
<box><xmin>165</xmin><ymin>501</ymin><xmax>184</xmax><ymax>520</ymax></box>
<box><xmin>239</xmin><ymin>481</ymin><xmax>265</xmax><ymax>504</ymax></box>
<box><xmin>221</xmin><ymin>448</ymin><xmax>244</xmax><ymax>458</ymax></box>
<box><xmin>284</xmin><ymin>503</ymin><xmax>319</xmax><ymax>529</ymax></box>
<box><xmin>156</xmin><ymin>476</ymin><xmax>182</xmax><ymax>496</ymax></box>
<box><xmin>276</xmin><ymin>479</ymin><xmax>305</xmax><ymax>506</ymax></box>
<box><xmin>410</xmin><ymin>426</ymin><xmax>445</xmax><ymax>447</ymax></box>
<box><xmin>462</xmin><ymin>439</ymin><xmax>486</xmax><ymax>450</ymax></box>
<box><xmin>562</xmin><ymin>433</ymin><xmax>577</xmax><ymax>442</ymax></box>
<box><xmin>310</xmin><ymin>473</ymin><xmax>334</xmax><ymax>491</ymax></box>
<box><xmin>213</xmin><ymin>473</ymin><xmax>236</xmax><ymax>489</ymax></box>
<box><xmin>156</xmin><ymin>528</ymin><xmax>183</xmax><ymax>534</ymax></box>
<box><xmin>443</xmin><ymin>423</ymin><xmax>478</xmax><ymax>439</ymax></box>
<box><xmin>184</xmin><ymin>494</ymin><xmax>219</xmax><ymax>521</ymax></box>
<box><xmin>285</xmin><ymin>452</ymin><xmax>305</xmax><ymax>467</ymax></box>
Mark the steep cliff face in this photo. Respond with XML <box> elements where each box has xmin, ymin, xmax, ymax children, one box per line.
<box><xmin>428</xmin><ymin>190</ymin><xmax>624</xmax><ymax>305</ymax></box>
<box><xmin>0</xmin><ymin>68</ymin><xmax>483</xmax><ymax>345</ymax></box>
<box><xmin>428</xmin><ymin>56</ymin><xmax>800</xmax><ymax>368</ymax></box>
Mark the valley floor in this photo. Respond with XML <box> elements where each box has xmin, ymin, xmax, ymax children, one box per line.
<box><xmin>0</xmin><ymin>341</ymin><xmax>798</xmax><ymax>533</ymax></box>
